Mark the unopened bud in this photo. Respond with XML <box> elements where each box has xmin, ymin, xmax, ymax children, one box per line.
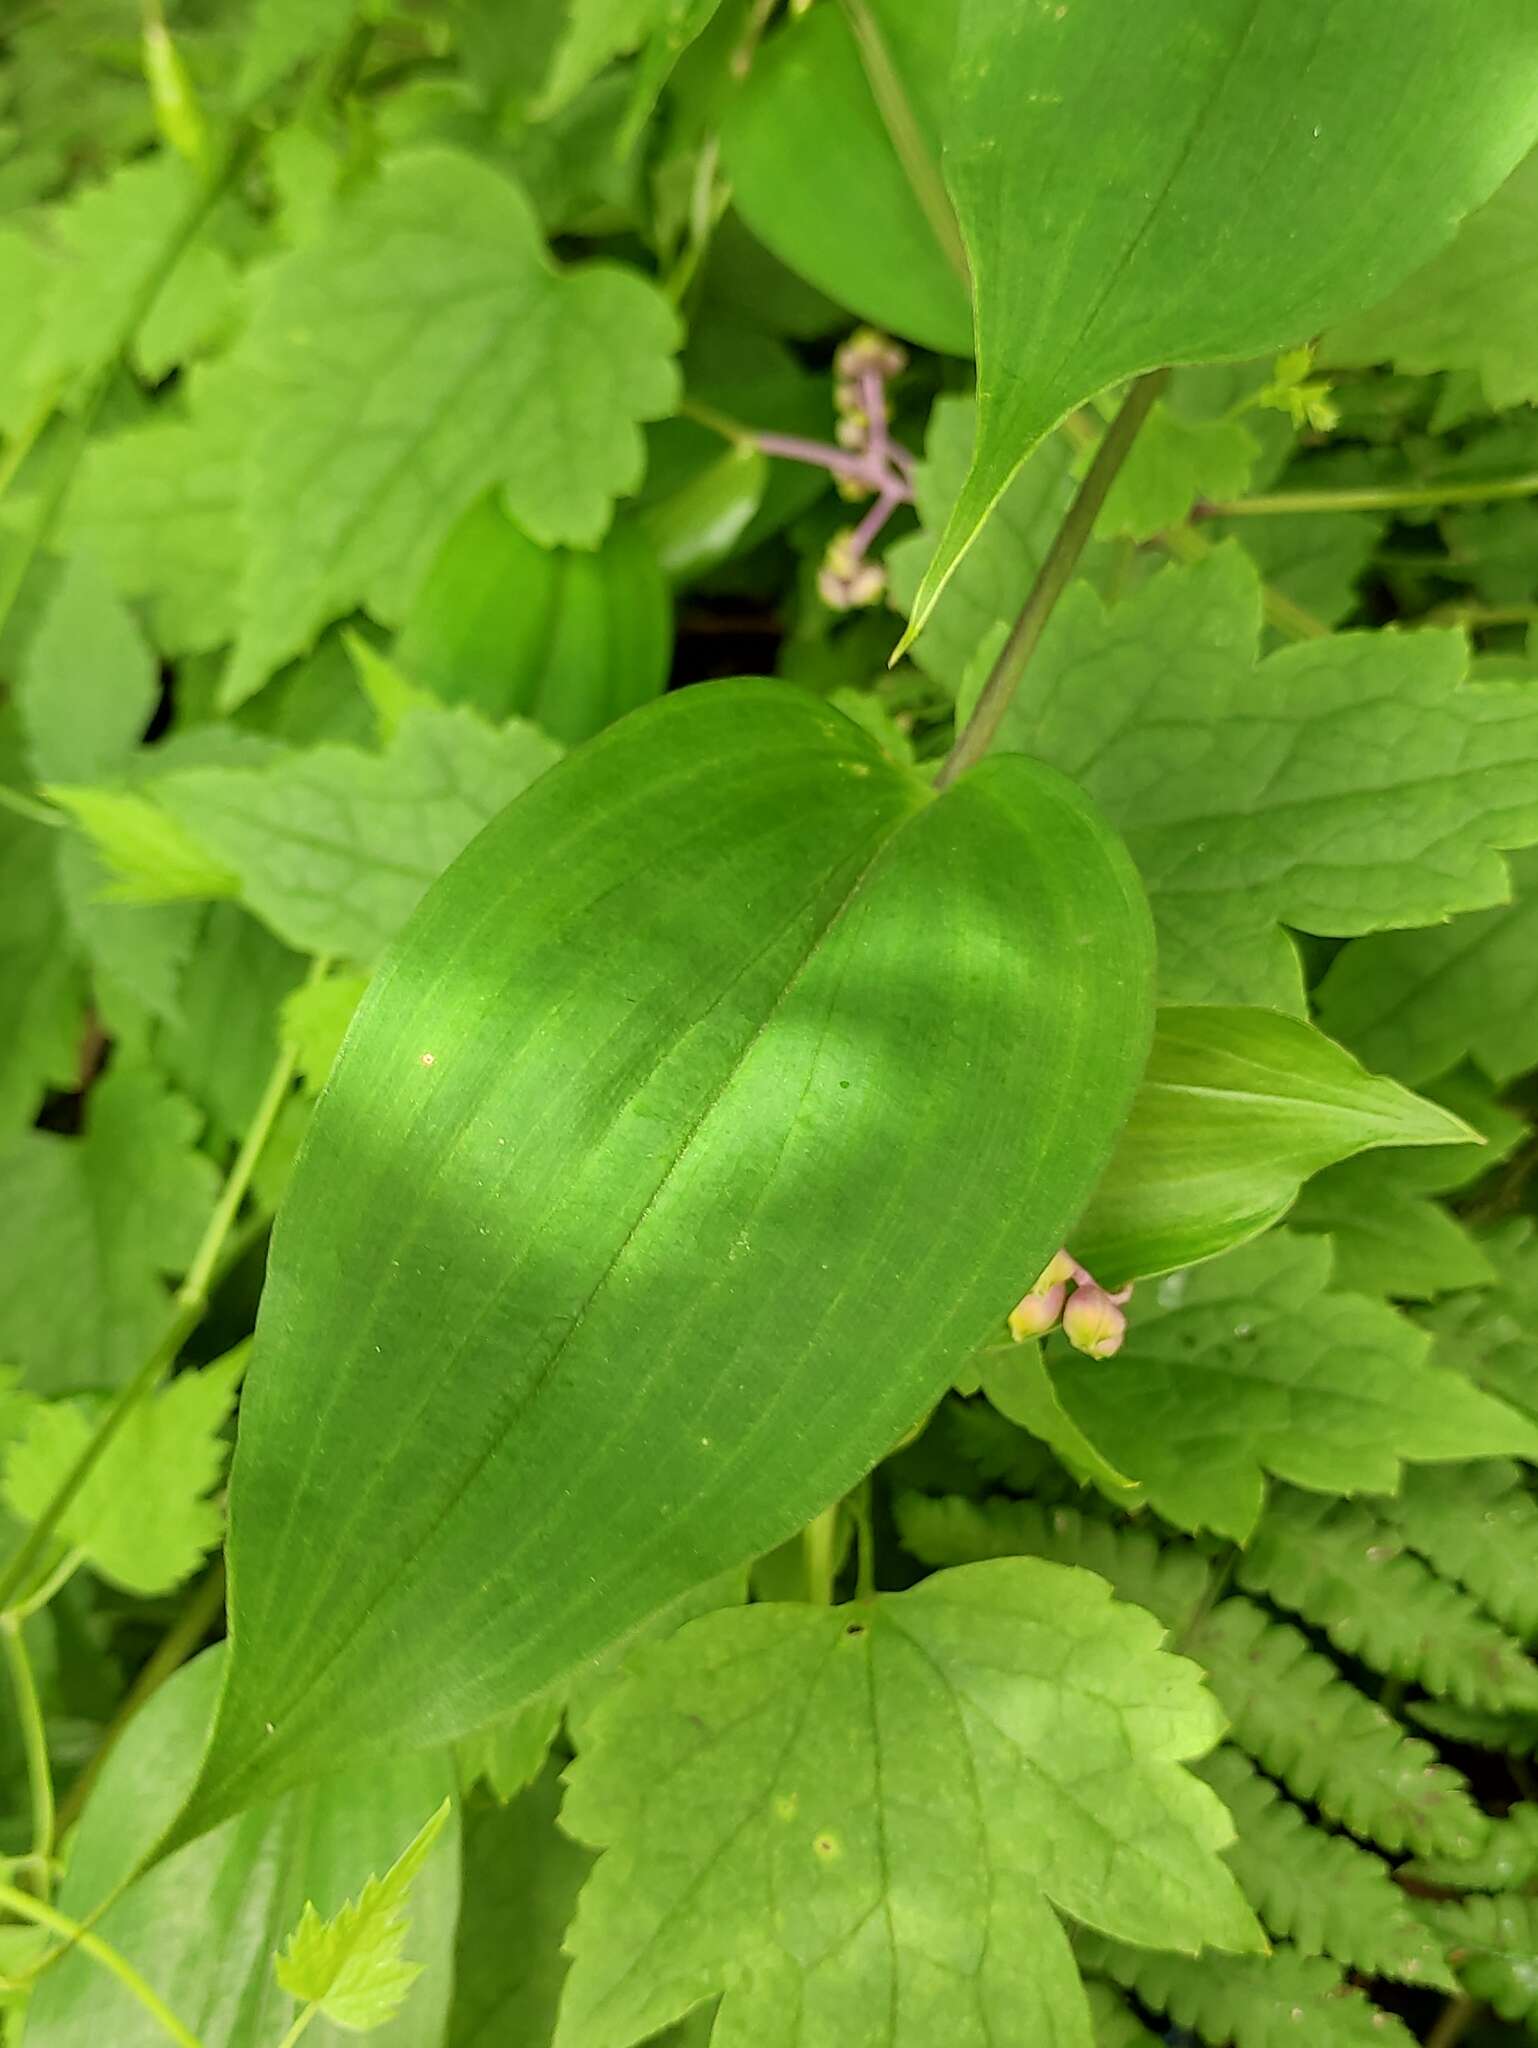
<box><xmin>835</xmin><ymin>327</ymin><xmax>907</xmax><ymax>383</ymax></box>
<box><xmin>1062</xmin><ymin>1283</ymin><xmax>1127</xmax><ymax>1359</ymax></box>
<box><xmin>835</xmin><ymin>413</ymin><xmax>868</xmax><ymax>450</ymax></box>
<box><xmin>1009</xmin><ymin>1283</ymin><xmax>1066</xmax><ymax>1341</ymax></box>
<box><xmin>818</xmin><ymin>532</ymin><xmax>885</xmax><ymax>610</ymax></box>
<box><xmin>1027</xmin><ymin>1249</ymin><xmax>1077</xmax><ymax>1294</ymax></box>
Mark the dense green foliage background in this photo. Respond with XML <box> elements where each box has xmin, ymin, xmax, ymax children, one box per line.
<box><xmin>8</xmin><ymin>3</ymin><xmax>1538</xmax><ymax>2046</ymax></box>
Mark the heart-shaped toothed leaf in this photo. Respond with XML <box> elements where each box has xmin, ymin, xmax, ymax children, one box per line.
<box><xmin>173</xmin><ymin>679</ymin><xmax>1153</xmax><ymax>1841</ymax></box>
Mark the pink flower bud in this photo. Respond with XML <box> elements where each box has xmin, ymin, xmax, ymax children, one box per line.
<box><xmin>1062</xmin><ymin>1283</ymin><xmax>1127</xmax><ymax>1359</ymax></box>
<box><xmin>1008</xmin><ymin>1283</ymin><xmax>1066</xmax><ymax>1341</ymax></box>
<box><xmin>1030</xmin><ymin>1249</ymin><xmax>1078</xmax><ymax>1294</ymax></box>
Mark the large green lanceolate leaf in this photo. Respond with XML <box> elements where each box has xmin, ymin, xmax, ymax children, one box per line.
<box><xmin>223</xmin><ymin>146</ymin><xmax>680</xmax><ymax>706</ymax></box>
<box><xmin>556</xmin><ymin>1562</ymin><xmax>1260</xmax><ymax>2048</ymax></box>
<box><xmin>395</xmin><ymin>496</ymin><xmax>672</xmax><ymax>744</ymax></box>
<box><xmin>721</xmin><ymin>0</ymin><xmax>971</xmax><ymax>356</ymax></box>
<box><xmin>23</xmin><ymin>1650</ymin><xmax>459</xmax><ymax>2048</ymax></box>
<box><xmin>1072</xmin><ymin>1007</ymin><xmax>1473</xmax><ymax>1285</ymax></box>
<box><xmin>903</xmin><ymin>0</ymin><xmax>1538</xmax><ymax>648</ymax></box>
<box><xmin>172</xmin><ymin>678</ymin><xmax>1154</xmax><ymax>1841</ymax></box>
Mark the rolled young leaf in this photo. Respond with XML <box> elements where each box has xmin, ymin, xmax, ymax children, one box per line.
<box><xmin>172</xmin><ymin>679</ymin><xmax>1153</xmax><ymax>1840</ymax></box>
<box><xmin>1073</xmin><ymin>1007</ymin><xmax>1477</xmax><ymax>1285</ymax></box>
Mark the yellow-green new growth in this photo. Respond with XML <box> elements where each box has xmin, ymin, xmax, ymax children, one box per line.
<box><xmin>275</xmin><ymin>1798</ymin><xmax>451</xmax><ymax>2040</ymax></box>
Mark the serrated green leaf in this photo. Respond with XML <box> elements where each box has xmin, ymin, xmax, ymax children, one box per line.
<box><xmin>1095</xmin><ymin>403</ymin><xmax>1259</xmax><ymax>544</ymax></box>
<box><xmin>15</xmin><ymin>548</ymin><xmax>155</xmax><ymax>785</ymax></box>
<box><xmin>1324</xmin><ymin>145</ymin><xmax>1538</xmax><ymax>410</ymax></box>
<box><xmin>721</xmin><ymin>0</ymin><xmax>972</xmax><ymax>356</ymax></box>
<box><xmin>1421</xmin><ymin>1219</ymin><xmax>1538</xmax><ymax>1426</ymax></box>
<box><xmin>1288</xmin><ymin>1150</ymin><xmax>1497</xmax><ymax>1301</ymax></box>
<box><xmin>171</xmin><ymin>678</ymin><xmax>1153</xmax><ymax>1838</ymax></box>
<box><xmin>276</xmin><ymin>1796</ymin><xmax>453</xmax><ymax>2031</ymax></box>
<box><xmin>282</xmin><ymin>972</ymin><xmax>370</xmax><ymax>1097</ymax></box>
<box><xmin>1418</xmin><ymin>1894</ymin><xmax>1538</xmax><ymax>2027</ymax></box>
<box><xmin>455</xmin><ymin>1695</ymin><xmax>564</xmax><ymax>1809</ymax></box>
<box><xmin>991</xmin><ymin>544</ymin><xmax>1538</xmax><ymax>1008</ymax></box>
<box><xmin>905</xmin><ymin>0</ymin><xmax>1538</xmax><ymax>649</ymax></box>
<box><xmin>157</xmin><ymin>905</ymin><xmax>307</xmax><ymax>1142</ymax></box>
<box><xmin>2</xmin><ymin>1351</ymin><xmax>241</xmax><ymax>1594</ymax></box>
<box><xmin>223</xmin><ymin>146</ymin><xmax>681</xmax><ymax>705</ymax></box>
<box><xmin>1377</xmin><ymin>1460</ymin><xmax>1538</xmax><ymax>1646</ymax></box>
<box><xmin>23</xmin><ymin>1648</ymin><xmax>459</xmax><ymax>2048</ymax></box>
<box><xmin>1317</xmin><ymin>846</ymin><xmax>1538</xmax><ymax>1088</ymax></box>
<box><xmin>236</xmin><ymin>0</ymin><xmax>359</xmax><ymax>106</ymax></box>
<box><xmin>0</xmin><ymin>739</ymin><xmax>85</xmax><ymax>1134</ymax></box>
<box><xmin>450</xmin><ymin>1757</ymin><xmax>594</xmax><ymax>2047</ymax></box>
<box><xmin>58</xmin><ymin>360</ymin><xmax>253</xmax><ymax>657</ymax></box>
<box><xmin>395</xmin><ymin>495</ymin><xmax>672</xmax><ymax>743</ymax></box>
<box><xmin>558</xmin><ymin>1561</ymin><xmax>1260</xmax><ymax>2048</ymax></box>
<box><xmin>977</xmin><ymin>1341</ymin><xmax>1137</xmax><ymax>1500</ymax></box>
<box><xmin>1047</xmin><ymin>1233</ymin><xmax>1538</xmax><ymax>1541</ymax></box>
<box><xmin>539</xmin><ymin>0</ymin><xmax>726</xmax><ymax>116</ymax></box>
<box><xmin>1072</xmin><ymin>1005</ymin><xmax>1473</xmax><ymax>1284</ymax></box>
<box><xmin>0</xmin><ymin>1064</ymin><xmax>219</xmax><ymax>1394</ymax></box>
<box><xmin>48</xmin><ymin>784</ymin><xmax>240</xmax><ymax>905</ymax></box>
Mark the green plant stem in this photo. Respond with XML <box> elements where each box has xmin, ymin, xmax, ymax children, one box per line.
<box><xmin>851</xmin><ymin>1481</ymin><xmax>876</xmax><ymax>1602</ymax></box>
<box><xmin>1208</xmin><ymin>471</ymin><xmax>1538</xmax><ymax>518</ymax></box>
<box><xmin>274</xmin><ymin>2004</ymin><xmax>320</xmax><ymax>2048</ymax></box>
<box><xmin>1161</xmin><ymin>521</ymin><xmax>1330</xmax><ymax>640</ymax></box>
<box><xmin>838</xmin><ymin>0</ymin><xmax>970</xmax><ymax>287</ymax></box>
<box><xmin>0</xmin><ymin>972</ymin><xmax>319</xmax><ymax>1616</ymax></box>
<box><xmin>1425</xmin><ymin>1995</ymin><xmax>1478</xmax><ymax>2048</ymax></box>
<box><xmin>937</xmin><ymin>370</ymin><xmax>1168</xmax><ymax>788</ymax></box>
<box><xmin>0</xmin><ymin>383</ymin><xmax>58</xmax><ymax>513</ymax></box>
<box><xmin>679</xmin><ymin>395</ymin><xmax>755</xmax><ymax>447</ymax></box>
<box><xmin>802</xmin><ymin>1503</ymin><xmax>839</xmax><ymax>1604</ymax></box>
<box><xmin>55</xmin><ymin>1560</ymin><xmax>226</xmax><ymax>1839</ymax></box>
<box><xmin>0</xmin><ymin>1883</ymin><xmax>205</xmax><ymax>2047</ymax></box>
<box><xmin>2</xmin><ymin>1616</ymin><xmax>55</xmax><ymax>1901</ymax></box>
<box><xmin>8</xmin><ymin>1547</ymin><xmax>86</xmax><ymax>1623</ymax></box>
<box><xmin>0</xmin><ymin>783</ymin><xmax>65</xmax><ymax>828</ymax></box>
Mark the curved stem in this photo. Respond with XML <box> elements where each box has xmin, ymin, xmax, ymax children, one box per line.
<box><xmin>0</xmin><ymin>784</ymin><xmax>65</xmax><ymax>829</ymax></box>
<box><xmin>838</xmin><ymin>0</ymin><xmax>969</xmax><ymax>286</ymax></box>
<box><xmin>0</xmin><ymin>1883</ymin><xmax>205</xmax><ymax>2048</ymax></box>
<box><xmin>0</xmin><ymin>964</ymin><xmax>322</xmax><ymax>1614</ymax></box>
<box><xmin>1207</xmin><ymin>471</ymin><xmax>1538</xmax><ymax>518</ymax></box>
<box><xmin>2</xmin><ymin>1616</ymin><xmax>56</xmax><ymax>1900</ymax></box>
<box><xmin>937</xmin><ymin>371</ymin><xmax>1168</xmax><ymax>789</ymax></box>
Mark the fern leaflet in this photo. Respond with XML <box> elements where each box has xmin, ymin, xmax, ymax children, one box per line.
<box><xmin>1373</xmin><ymin>1458</ymin><xmax>1538</xmax><ymax>1642</ymax></box>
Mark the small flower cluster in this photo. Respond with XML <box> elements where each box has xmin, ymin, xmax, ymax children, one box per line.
<box><xmin>1008</xmin><ymin>1249</ymin><xmax>1133</xmax><ymax>1359</ymax></box>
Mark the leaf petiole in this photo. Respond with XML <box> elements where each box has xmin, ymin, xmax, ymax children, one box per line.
<box><xmin>0</xmin><ymin>1883</ymin><xmax>206</xmax><ymax>2048</ymax></box>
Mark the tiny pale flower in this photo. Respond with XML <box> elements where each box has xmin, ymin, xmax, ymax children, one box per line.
<box><xmin>1008</xmin><ymin>1282</ymin><xmax>1067</xmax><ymax>1340</ymax></box>
<box><xmin>1062</xmin><ymin>1283</ymin><xmax>1128</xmax><ymax>1359</ymax></box>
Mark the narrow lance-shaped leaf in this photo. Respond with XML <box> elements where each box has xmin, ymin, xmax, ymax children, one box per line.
<box><xmin>903</xmin><ymin>0</ymin><xmax>1538</xmax><ymax>648</ymax></box>
<box><xmin>171</xmin><ymin>677</ymin><xmax>1154</xmax><ymax>1841</ymax></box>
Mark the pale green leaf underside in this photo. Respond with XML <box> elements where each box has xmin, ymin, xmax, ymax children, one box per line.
<box><xmin>907</xmin><ymin>0</ymin><xmax>1538</xmax><ymax>648</ymax></box>
<box><xmin>557</xmin><ymin>1561</ymin><xmax>1259</xmax><ymax>2048</ymax></box>
<box><xmin>1048</xmin><ymin>1233</ymin><xmax>1538</xmax><ymax>1541</ymax></box>
<box><xmin>1074</xmin><ymin>1004</ymin><xmax>1473</xmax><ymax>1283</ymax></box>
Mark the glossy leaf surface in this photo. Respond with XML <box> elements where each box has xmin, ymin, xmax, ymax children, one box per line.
<box><xmin>906</xmin><ymin>0</ymin><xmax>1538</xmax><ymax>646</ymax></box>
<box><xmin>176</xmin><ymin>678</ymin><xmax>1153</xmax><ymax>1838</ymax></box>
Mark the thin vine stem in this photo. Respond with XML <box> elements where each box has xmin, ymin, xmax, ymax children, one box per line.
<box><xmin>274</xmin><ymin>2003</ymin><xmax>321</xmax><ymax>2048</ymax></box>
<box><xmin>937</xmin><ymin>370</ymin><xmax>1169</xmax><ymax>788</ymax></box>
<box><xmin>0</xmin><ymin>1883</ymin><xmax>205</xmax><ymax>2048</ymax></box>
<box><xmin>0</xmin><ymin>784</ymin><xmax>65</xmax><ymax>829</ymax></box>
<box><xmin>0</xmin><ymin>960</ymin><xmax>326</xmax><ymax>1615</ymax></box>
<box><xmin>55</xmin><ymin>1561</ymin><xmax>226</xmax><ymax>1838</ymax></box>
<box><xmin>1206</xmin><ymin>470</ymin><xmax>1538</xmax><ymax>518</ymax></box>
<box><xmin>2</xmin><ymin>1616</ymin><xmax>56</xmax><ymax>1900</ymax></box>
<box><xmin>838</xmin><ymin>0</ymin><xmax>970</xmax><ymax>286</ymax></box>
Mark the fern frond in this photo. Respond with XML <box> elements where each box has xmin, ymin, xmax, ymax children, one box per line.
<box><xmin>1416</xmin><ymin>1895</ymin><xmax>1538</xmax><ymax>2025</ymax></box>
<box><xmin>1374</xmin><ymin>1458</ymin><xmax>1538</xmax><ymax>1642</ymax></box>
<box><xmin>1236</xmin><ymin>1487</ymin><xmax>1538</xmax><ymax>1711</ymax></box>
<box><xmin>944</xmin><ymin>1397</ymin><xmax>1074</xmax><ymax>1495</ymax></box>
<box><xmin>1410</xmin><ymin>1698</ymin><xmax>1538</xmax><ymax>1756</ymax></box>
<box><xmin>1075</xmin><ymin>1932</ymin><xmax>1417</xmax><ymax>2048</ymax></box>
<box><xmin>1196</xmin><ymin>1746</ymin><xmax>1453</xmax><ymax>1986</ymax></box>
<box><xmin>1083</xmin><ymin>1977</ymin><xmax>1162</xmax><ymax>2048</ymax></box>
<box><xmin>1405</xmin><ymin>1804</ymin><xmax>1538</xmax><ymax>1891</ymax></box>
<box><xmin>893</xmin><ymin>1492</ymin><xmax>1210</xmax><ymax>1631</ymax></box>
<box><xmin>1187</xmin><ymin>1598</ymin><xmax>1487</xmax><ymax>1859</ymax></box>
